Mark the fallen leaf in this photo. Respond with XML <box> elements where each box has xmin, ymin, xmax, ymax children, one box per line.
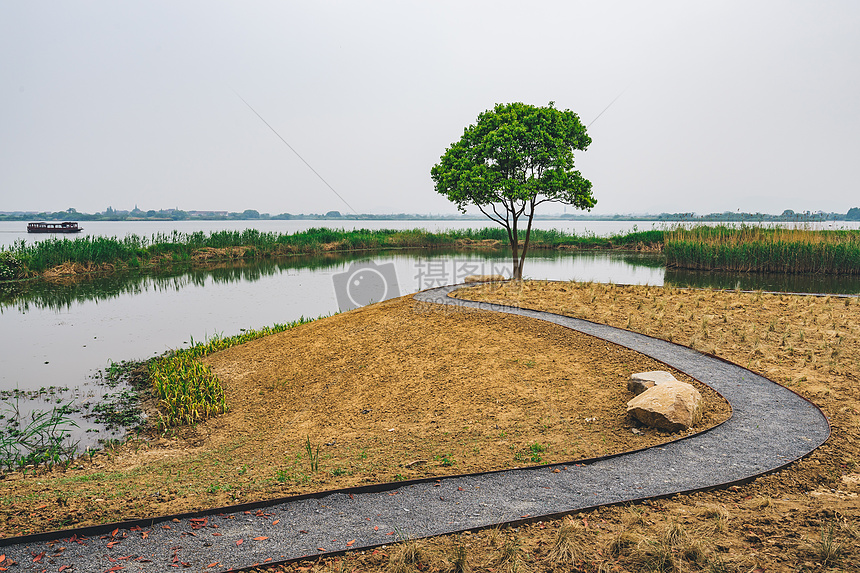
<box><xmin>141</xmin><ymin>532</ymin><xmax>149</xmax><ymax>540</ymax></box>
<box><xmin>317</xmin><ymin>547</ymin><xmax>326</xmax><ymax>552</ymax></box>
<box><xmin>32</xmin><ymin>551</ymin><xmax>45</xmax><ymax>563</ymax></box>
<box><xmin>106</xmin><ymin>541</ymin><xmax>120</xmax><ymax>549</ymax></box>
<box><xmin>206</xmin><ymin>564</ymin><xmax>218</xmax><ymax>569</ymax></box>
<box><xmin>387</xmin><ymin>532</ymin><xmax>394</xmax><ymax>536</ymax></box>
<box><xmin>253</xmin><ymin>536</ymin><xmax>269</xmax><ymax>541</ymax></box>
<box><xmin>236</xmin><ymin>539</ymin><xmax>243</xmax><ymax>546</ymax></box>
<box><xmin>264</xmin><ymin>558</ymin><xmax>272</xmax><ymax>562</ymax></box>
<box><xmin>34</xmin><ymin>504</ymin><xmax>47</xmax><ymax>510</ymax></box>
<box><xmin>105</xmin><ymin>567</ymin><xmax>124</xmax><ymax>572</ymax></box>
<box><xmin>0</xmin><ymin>556</ymin><xmax>4</xmax><ymax>564</ymax></box>
<box><xmin>162</xmin><ymin>525</ymin><xmax>171</xmax><ymax>530</ymax></box>
<box><xmin>272</xmin><ymin>519</ymin><xmax>279</xmax><ymax>526</ymax></box>
<box><xmin>374</xmin><ymin>526</ymin><xmax>379</xmax><ymax>531</ymax></box>
<box><xmin>110</xmin><ymin>528</ymin><xmax>119</xmax><ymax>538</ymax></box>
<box><xmin>346</xmin><ymin>539</ymin><xmax>356</xmax><ymax>547</ymax></box>
<box><xmin>212</xmin><ymin>533</ymin><xmax>223</xmax><ymax>537</ymax></box>
<box><xmin>59</xmin><ymin>566</ymin><xmax>71</xmax><ymax>572</ymax></box>
<box><xmin>171</xmin><ymin>518</ymin><xmax>180</xmax><ymax>523</ymax></box>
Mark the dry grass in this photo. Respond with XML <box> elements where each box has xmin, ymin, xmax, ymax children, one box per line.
<box><xmin>545</xmin><ymin>518</ymin><xmax>585</xmax><ymax>564</ymax></box>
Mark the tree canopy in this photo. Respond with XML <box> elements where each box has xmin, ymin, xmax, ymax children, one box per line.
<box><xmin>431</xmin><ymin>102</ymin><xmax>595</xmax><ymax>279</ymax></box>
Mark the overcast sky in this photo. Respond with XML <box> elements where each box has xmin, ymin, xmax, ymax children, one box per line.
<box><xmin>2</xmin><ymin>1</ymin><xmax>858</xmax><ymax>216</ymax></box>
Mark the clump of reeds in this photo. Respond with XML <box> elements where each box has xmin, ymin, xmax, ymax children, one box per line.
<box><xmin>148</xmin><ymin>317</ymin><xmax>317</xmax><ymax>427</ymax></box>
<box><xmin>664</xmin><ymin>225</ymin><xmax>860</xmax><ymax>274</ymax></box>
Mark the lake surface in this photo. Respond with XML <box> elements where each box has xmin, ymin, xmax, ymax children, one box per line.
<box><xmin>2</xmin><ymin>225</ymin><xmax>859</xmax><ymax>453</ymax></box>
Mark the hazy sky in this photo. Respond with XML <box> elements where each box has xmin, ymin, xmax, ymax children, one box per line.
<box><xmin>2</xmin><ymin>1</ymin><xmax>858</xmax><ymax>216</ymax></box>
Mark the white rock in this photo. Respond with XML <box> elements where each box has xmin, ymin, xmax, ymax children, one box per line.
<box><xmin>626</xmin><ymin>380</ymin><xmax>703</xmax><ymax>432</ymax></box>
<box><xmin>628</xmin><ymin>370</ymin><xmax>679</xmax><ymax>395</ymax></box>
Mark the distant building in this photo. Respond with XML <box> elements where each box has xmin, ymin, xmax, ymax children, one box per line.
<box><xmin>187</xmin><ymin>210</ymin><xmax>229</xmax><ymax>217</ymax></box>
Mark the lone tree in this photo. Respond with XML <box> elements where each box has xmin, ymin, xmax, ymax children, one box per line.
<box><xmin>431</xmin><ymin>102</ymin><xmax>595</xmax><ymax>280</ymax></box>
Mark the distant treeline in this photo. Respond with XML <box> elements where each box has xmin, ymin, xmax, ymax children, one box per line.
<box><xmin>1</xmin><ymin>207</ymin><xmax>859</xmax><ymax>222</ymax></box>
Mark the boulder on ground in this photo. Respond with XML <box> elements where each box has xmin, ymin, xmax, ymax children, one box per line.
<box><xmin>628</xmin><ymin>370</ymin><xmax>679</xmax><ymax>395</ymax></box>
<box><xmin>626</xmin><ymin>380</ymin><xmax>703</xmax><ymax>432</ymax></box>
<box><xmin>464</xmin><ymin>274</ymin><xmax>506</xmax><ymax>283</ymax></box>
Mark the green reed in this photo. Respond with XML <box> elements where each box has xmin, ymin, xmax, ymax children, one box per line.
<box><xmin>664</xmin><ymin>225</ymin><xmax>860</xmax><ymax>274</ymax></box>
<box><xmin>0</xmin><ymin>401</ymin><xmax>79</xmax><ymax>472</ymax></box>
<box><xmin>149</xmin><ymin>317</ymin><xmax>318</xmax><ymax>427</ymax></box>
<box><xmin>1</xmin><ymin>226</ymin><xmax>669</xmax><ymax>278</ymax></box>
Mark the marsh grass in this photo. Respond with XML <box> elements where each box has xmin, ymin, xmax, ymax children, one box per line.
<box><xmin>1</xmin><ymin>227</ymin><xmax>662</xmax><ymax>278</ymax></box>
<box><xmin>149</xmin><ymin>317</ymin><xmax>317</xmax><ymax>427</ymax></box>
<box><xmin>664</xmin><ymin>225</ymin><xmax>860</xmax><ymax>274</ymax></box>
<box><xmin>0</xmin><ymin>401</ymin><xmax>79</xmax><ymax>472</ymax></box>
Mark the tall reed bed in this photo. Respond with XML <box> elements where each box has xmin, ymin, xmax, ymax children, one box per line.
<box><xmin>1</xmin><ymin>227</ymin><xmax>662</xmax><ymax>277</ymax></box>
<box><xmin>149</xmin><ymin>317</ymin><xmax>317</xmax><ymax>427</ymax></box>
<box><xmin>664</xmin><ymin>225</ymin><xmax>860</xmax><ymax>274</ymax></box>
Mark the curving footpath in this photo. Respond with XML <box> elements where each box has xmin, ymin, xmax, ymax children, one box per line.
<box><xmin>1</xmin><ymin>285</ymin><xmax>830</xmax><ymax>572</ymax></box>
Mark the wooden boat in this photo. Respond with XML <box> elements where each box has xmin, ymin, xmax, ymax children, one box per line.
<box><xmin>27</xmin><ymin>221</ymin><xmax>83</xmax><ymax>233</ymax></box>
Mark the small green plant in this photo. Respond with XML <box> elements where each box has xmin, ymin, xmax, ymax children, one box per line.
<box><xmin>393</xmin><ymin>473</ymin><xmax>406</xmax><ymax>481</ymax></box>
<box><xmin>305</xmin><ymin>436</ymin><xmax>320</xmax><ymax>473</ymax></box>
<box><xmin>815</xmin><ymin>520</ymin><xmax>842</xmax><ymax>566</ymax></box>
<box><xmin>436</xmin><ymin>453</ymin><xmax>455</xmax><ymax>467</ymax></box>
<box><xmin>237</xmin><ymin>464</ymin><xmax>248</xmax><ymax>475</ymax></box>
<box><xmin>529</xmin><ymin>443</ymin><xmax>546</xmax><ymax>463</ymax></box>
<box><xmin>331</xmin><ymin>467</ymin><xmax>348</xmax><ymax>477</ymax></box>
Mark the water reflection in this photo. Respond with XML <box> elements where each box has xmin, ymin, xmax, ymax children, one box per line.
<box><xmin>666</xmin><ymin>268</ymin><xmax>860</xmax><ymax>295</ymax></box>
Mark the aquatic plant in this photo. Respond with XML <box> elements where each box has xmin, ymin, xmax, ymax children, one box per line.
<box><xmin>0</xmin><ymin>401</ymin><xmax>79</xmax><ymax>472</ymax></box>
<box><xmin>664</xmin><ymin>225</ymin><xmax>860</xmax><ymax>274</ymax></box>
<box><xmin>149</xmin><ymin>316</ymin><xmax>318</xmax><ymax>427</ymax></box>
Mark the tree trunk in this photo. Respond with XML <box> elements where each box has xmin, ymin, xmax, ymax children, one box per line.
<box><xmin>510</xmin><ymin>208</ymin><xmax>522</xmax><ymax>280</ymax></box>
<box><xmin>516</xmin><ymin>205</ymin><xmax>536</xmax><ymax>280</ymax></box>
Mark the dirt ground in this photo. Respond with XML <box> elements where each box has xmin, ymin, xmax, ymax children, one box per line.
<box><xmin>1</xmin><ymin>281</ymin><xmax>859</xmax><ymax>572</ymax></box>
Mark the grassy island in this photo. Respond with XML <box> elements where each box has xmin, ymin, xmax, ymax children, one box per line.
<box><xmin>2</xmin><ymin>225</ymin><xmax>858</xmax><ymax>282</ymax></box>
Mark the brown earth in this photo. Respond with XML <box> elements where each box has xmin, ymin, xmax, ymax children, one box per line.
<box><xmin>2</xmin><ymin>281</ymin><xmax>859</xmax><ymax>572</ymax></box>
<box><xmin>0</xmin><ymin>295</ymin><xmax>727</xmax><ymax>538</ymax></box>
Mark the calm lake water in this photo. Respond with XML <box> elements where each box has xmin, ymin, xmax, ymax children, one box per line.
<box><xmin>2</xmin><ymin>221</ymin><xmax>859</xmax><ymax>452</ymax></box>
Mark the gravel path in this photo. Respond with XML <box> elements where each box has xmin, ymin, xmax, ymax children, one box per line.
<box><xmin>0</xmin><ymin>285</ymin><xmax>830</xmax><ymax>572</ymax></box>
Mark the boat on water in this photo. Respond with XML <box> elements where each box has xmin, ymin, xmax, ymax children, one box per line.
<box><xmin>27</xmin><ymin>221</ymin><xmax>83</xmax><ymax>233</ymax></box>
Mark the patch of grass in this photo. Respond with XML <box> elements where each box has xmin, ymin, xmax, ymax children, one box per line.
<box><xmin>546</xmin><ymin>518</ymin><xmax>584</xmax><ymax>565</ymax></box>
<box><xmin>814</xmin><ymin>520</ymin><xmax>842</xmax><ymax>566</ymax></box>
<box><xmin>149</xmin><ymin>316</ymin><xmax>318</xmax><ymax>427</ymax></box>
<box><xmin>446</xmin><ymin>539</ymin><xmax>470</xmax><ymax>573</ymax></box>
